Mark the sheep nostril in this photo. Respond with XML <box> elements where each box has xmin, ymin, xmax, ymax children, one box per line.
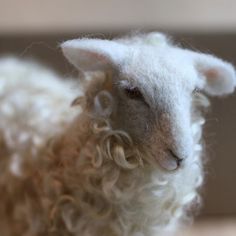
<box><xmin>157</xmin><ymin>149</ymin><xmax>184</xmax><ymax>171</ymax></box>
<box><xmin>168</xmin><ymin>149</ymin><xmax>184</xmax><ymax>167</ymax></box>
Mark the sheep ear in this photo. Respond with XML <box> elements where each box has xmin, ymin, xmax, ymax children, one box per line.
<box><xmin>61</xmin><ymin>38</ymin><xmax>126</xmax><ymax>71</ymax></box>
<box><xmin>194</xmin><ymin>53</ymin><xmax>236</xmax><ymax>96</ymax></box>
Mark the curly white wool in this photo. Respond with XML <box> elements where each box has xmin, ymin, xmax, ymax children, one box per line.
<box><xmin>0</xmin><ymin>58</ymin><xmax>80</xmax><ymax>175</ymax></box>
<box><xmin>0</xmin><ymin>59</ymin><xmax>206</xmax><ymax>236</ymax></box>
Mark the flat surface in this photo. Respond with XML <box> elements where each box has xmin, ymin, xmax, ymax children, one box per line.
<box><xmin>176</xmin><ymin>219</ymin><xmax>236</xmax><ymax>236</ymax></box>
<box><xmin>1</xmin><ymin>0</ymin><xmax>236</xmax><ymax>34</ymax></box>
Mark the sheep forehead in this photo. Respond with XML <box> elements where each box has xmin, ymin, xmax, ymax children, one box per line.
<box><xmin>119</xmin><ymin>46</ymin><xmax>197</xmax><ymax>105</ymax></box>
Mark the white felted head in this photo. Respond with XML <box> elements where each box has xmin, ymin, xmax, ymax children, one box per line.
<box><xmin>61</xmin><ymin>33</ymin><xmax>236</xmax><ymax>171</ymax></box>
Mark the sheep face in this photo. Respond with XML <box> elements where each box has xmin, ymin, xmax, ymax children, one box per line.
<box><xmin>62</xmin><ymin>33</ymin><xmax>236</xmax><ymax>171</ymax></box>
<box><xmin>109</xmin><ymin>49</ymin><xmax>197</xmax><ymax>171</ymax></box>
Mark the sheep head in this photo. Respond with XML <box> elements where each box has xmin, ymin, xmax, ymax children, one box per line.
<box><xmin>61</xmin><ymin>33</ymin><xmax>236</xmax><ymax>171</ymax></box>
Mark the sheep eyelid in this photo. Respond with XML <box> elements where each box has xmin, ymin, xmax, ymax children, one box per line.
<box><xmin>117</xmin><ymin>80</ymin><xmax>150</xmax><ymax>106</ymax></box>
<box><xmin>124</xmin><ymin>86</ymin><xmax>143</xmax><ymax>99</ymax></box>
<box><xmin>123</xmin><ymin>86</ymin><xmax>150</xmax><ymax>107</ymax></box>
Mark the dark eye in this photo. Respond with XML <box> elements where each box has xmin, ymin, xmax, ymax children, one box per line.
<box><xmin>124</xmin><ymin>87</ymin><xmax>143</xmax><ymax>100</ymax></box>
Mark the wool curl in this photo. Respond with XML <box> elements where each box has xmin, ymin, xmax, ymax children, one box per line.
<box><xmin>0</xmin><ymin>66</ymin><xmax>208</xmax><ymax>236</ymax></box>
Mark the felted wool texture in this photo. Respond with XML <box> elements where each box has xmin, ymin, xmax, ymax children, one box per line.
<box><xmin>0</xmin><ymin>33</ymin><xmax>235</xmax><ymax>236</ymax></box>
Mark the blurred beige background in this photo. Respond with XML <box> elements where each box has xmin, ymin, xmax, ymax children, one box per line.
<box><xmin>0</xmin><ymin>0</ymin><xmax>236</xmax><ymax>223</ymax></box>
<box><xmin>1</xmin><ymin>0</ymin><xmax>236</xmax><ymax>34</ymax></box>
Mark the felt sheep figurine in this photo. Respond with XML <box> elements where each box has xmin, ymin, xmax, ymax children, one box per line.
<box><xmin>0</xmin><ymin>33</ymin><xmax>235</xmax><ymax>236</ymax></box>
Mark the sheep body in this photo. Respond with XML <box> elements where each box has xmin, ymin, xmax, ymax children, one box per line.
<box><xmin>0</xmin><ymin>58</ymin><xmax>203</xmax><ymax>236</ymax></box>
<box><xmin>0</xmin><ymin>33</ymin><xmax>235</xmax><ymax>236</ymax></box>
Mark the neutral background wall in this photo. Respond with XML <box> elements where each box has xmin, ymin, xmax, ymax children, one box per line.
<box><xmin>1</xmin><ymin>0</ymin><xmax>236</xmax><ymax>34</ymax></box>
<box><xmin>0</xmin><ymin>0</ymin><xmax>236</xmax><ymax>220</ymax></box>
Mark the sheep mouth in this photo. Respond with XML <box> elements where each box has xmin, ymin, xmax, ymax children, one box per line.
<box><xmin>157</xmin><ymin>149</ymin><xmax>183</xmax><ymax>171</ymax></box>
